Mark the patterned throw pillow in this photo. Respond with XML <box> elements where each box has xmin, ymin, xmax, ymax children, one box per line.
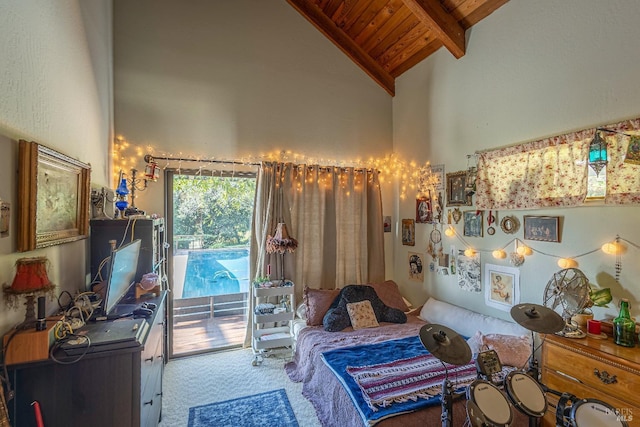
<box><xmin>346</xmin><ymin>300</ymin><xmax>380</xmax><ymax>330</ymax></box>
<box><xmin>304</xmin><ymin>286</ymin><xmax>341</xmax><ymax>326</ymax></box>
<box><xmin>480</xmin><ymin>333</ymin><xmax>531</xmax><ymax>368</ymax></box>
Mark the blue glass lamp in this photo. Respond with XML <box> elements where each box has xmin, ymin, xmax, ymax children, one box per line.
<box><xmin>588</xmin><ymin>130</ymin><xmax>608</xmax><ymax>176</ymax></box>
<box><xmin>115</xmin><ymin>172</ymin><xmax>129</xmax><ymax>217</ymax></box>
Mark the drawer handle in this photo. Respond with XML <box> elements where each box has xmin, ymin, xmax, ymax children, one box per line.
<box><xmin>593</xmin><ymin>368</ymin><xmax>617</xmax><ymax>384</ymax></box>
<box><xmin>145</xmin><ymin>356</ymin><xmax>154</xmax><ymax>363</ymax></box>
<box><xmin>144</xmin><ymin>399</ymin><xmax>154</xmax><ymax>406</ymax></box>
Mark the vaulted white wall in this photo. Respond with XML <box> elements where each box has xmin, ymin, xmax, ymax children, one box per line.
<box><xmin>393</xmin><ymin>0</ymin><xmax>640</xmax><ymax>322</ymax></box>
<box><xmin>0</xmin><ymin>0</ymin><xmax>113</xmax><ymax>332</ymax></box>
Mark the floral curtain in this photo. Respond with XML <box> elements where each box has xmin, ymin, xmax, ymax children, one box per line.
<box><xmin>476</xmin><ymin>133</ymin><xmax>590</xmax><ymax>210</ymax></box>
<box><xmin>603</xmin><ymin>118</ymin><xmax>640</xmax><ymax>204</ymax></box>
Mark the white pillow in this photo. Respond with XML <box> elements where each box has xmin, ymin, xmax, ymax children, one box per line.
<box><xmin>295</xmin><ymin>302</ymin><xmax>307</xmax><ymax>320</ymax></box>
<box><xmin>419</xmin><ymin>297</ymin><xmax>528</xmax><ymax>338</ymax></box>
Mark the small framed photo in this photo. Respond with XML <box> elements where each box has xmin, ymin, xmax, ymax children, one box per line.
<box><xmin>416</xmin><ymin>196</ymin><xmax>432</xmax><ymax>223</ymax></box>
<box><xmin>383</xmin><ymin>215</ymin><xmax>391</xmax><ymax>233</ymax></box>
<box><xmin>446</xmin><ymin>171</ymin><xmax>472</xmax><ymax>206</ymax></box>
<box><xmin>523</xmin><ymin>215</ymin><xmax>560</xmax><ymax>243</ymax></box>
<box><xmin>463</xmin><ymin>210</ymin><xmax>483</xmax><ymax>237</ymax></box>
<box><xmin>401</xmin><ymin>219</ymin><xmax>415</xmax><ymax>246</ymax></box>
<box><xmin>485</xmin><ymin>264</ymin><xmax>520</xmax><ymax>311</ymax></box>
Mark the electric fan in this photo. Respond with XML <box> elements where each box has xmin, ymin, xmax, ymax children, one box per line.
<box><xmin>542</xmin><ymin>268</ymin><xmax>591</xmax><ymax>338</ymax></box>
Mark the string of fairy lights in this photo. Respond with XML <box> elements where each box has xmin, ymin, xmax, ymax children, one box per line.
<box><xmin>112</xmin><ymin>137</ymin><xmax>436</xmax><ymax>199</ymax></box>
<box><xmin>443</xmin><ymin>225</ymin><xmax>638</xmax><ymax>280</ymax></box>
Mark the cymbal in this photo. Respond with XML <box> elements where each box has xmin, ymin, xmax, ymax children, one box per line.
<box><xmin>510</xmin><ymin>303</ymin><xmax>565</xmax><ymax>334</ymax></box>
<box><xmin>419</xmin><ymin>324</ymin><xmax>471</xmax><ymax>366</ymax></box>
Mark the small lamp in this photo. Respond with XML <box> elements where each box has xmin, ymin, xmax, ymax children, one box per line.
<box><xmin>588</xmin><ymin>130</ymin><xmax>608</xmax><ymax>176</ymax></box>
<box><xmin>3</xmin><ymin>257</ymin><xmax>55</xmax><ymax>326</ymax></box>
<box><xmin>266</xmin><ymin>222</ymin><xmax>298</xmax><ymax>284</ymax></box>
<box><xmin>115</xmin><ymin>171</ymin><xmax>130</xmax><ymax>217</ymax></box>
<box><xmin>144</xmin><ymin>155</ymin><xmax>160</xmax><ymax>182</ymax></box>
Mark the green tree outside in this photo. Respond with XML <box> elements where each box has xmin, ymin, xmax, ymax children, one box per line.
<box><xmin>173</xmin><ymin>175</ymin><xmax>256</xmax><ymax>249</ymax></box>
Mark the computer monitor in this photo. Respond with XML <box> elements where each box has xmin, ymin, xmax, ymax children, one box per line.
<box><xmin>103</xmin><ymin>239</ymin><xmax>141</xmax><ymax>315</ymax></box>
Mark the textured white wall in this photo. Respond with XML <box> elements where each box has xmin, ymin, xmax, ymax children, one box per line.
<box><xmin>113</xmin><ymin>0</ymin><xmax>393</xmax><ymax>216</ymax></box>
<box><xmin>393</xmin><ymin>0</ymin><xmax>640</xmax><ymax>322</ymax></box>
<box><xmin>0</xmin><ymin>0</ymin><xmax>112</xmax><ymax>331</ymax></box>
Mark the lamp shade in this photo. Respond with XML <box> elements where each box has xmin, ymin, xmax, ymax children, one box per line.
<box><xmin>266</xmin><ymin>222</ymin><xmax>298</xmax><ymax>254</ymax></box>
<box><xmin>9</xmin><ymin>257</ymin><xmax>52</xmax><ymax>293</ymax></box>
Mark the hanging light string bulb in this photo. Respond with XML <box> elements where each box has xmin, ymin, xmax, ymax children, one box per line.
<box><xmin>442</xmin><ymin>229</ymin><xmax>636</xmax><ymax>271</ymax></box>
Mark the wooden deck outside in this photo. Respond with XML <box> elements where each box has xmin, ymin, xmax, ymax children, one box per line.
<box><xmin>171</xmin><ymin>293</ymin><xmax>248</xmax><ymax>356</ymax></box>
<box><xmin>172</xmin><ymin>313</ymin><xmax>247</xmax><ymax>355</ymax></box>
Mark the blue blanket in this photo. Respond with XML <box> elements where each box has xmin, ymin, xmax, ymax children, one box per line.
<box><xmin>321</xmin><ymin>335</ymin><xmax>470</xmax><ymax>426</ymax></box>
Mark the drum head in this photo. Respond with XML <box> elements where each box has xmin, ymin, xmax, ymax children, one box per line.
<box><xmin>505</xmin><ymin>371</ymin><xmax>547</xmax><ymax>417</ymax></box>
<box><xmin>572</xmin><ymin>399</ymin><xmax>626</xmax><ymax>427</ymax></box>
<box><xmin>467</xmin><ymin>380</ymin><xmax>513</xmax><ymax>426</ymax></box>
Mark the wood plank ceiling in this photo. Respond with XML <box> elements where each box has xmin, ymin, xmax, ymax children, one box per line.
<box><xmin>286</xmin><ymin>0</ymin><xmax>509</xmax><ymax>96</ymax></box>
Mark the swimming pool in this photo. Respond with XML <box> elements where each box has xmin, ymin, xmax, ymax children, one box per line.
<box><xmin>181</xmin><ymin>248</ymin><xmax>250</xmax><ymax>298</ymax></box>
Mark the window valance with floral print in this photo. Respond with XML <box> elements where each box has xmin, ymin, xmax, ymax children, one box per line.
<box><xmin>476</xmin><ymin>117</ymin><xmax>640</xmax><ymax>210</ymax></box>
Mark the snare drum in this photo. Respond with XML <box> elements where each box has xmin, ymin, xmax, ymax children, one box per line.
<box><xmin>504</xmin><ymin>371</ymin><xmax>547</xmax><ymax>418</ymax></box>
<box><xmin>467</xmin><ymin>380</ymin><xmax>513</xmax><ymax>427</ymax></box>
<box><xmin>570</xmin><ymin>398</ymin><xmax>628</xmax><ymax>427</ymax></box>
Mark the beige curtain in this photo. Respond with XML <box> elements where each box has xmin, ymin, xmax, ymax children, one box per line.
<box><xmin>244</xmin><ymin>161</ymin><xmax>384</xmax><ymax>346</ymax></box>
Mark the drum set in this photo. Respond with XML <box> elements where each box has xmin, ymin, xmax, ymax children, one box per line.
<box><xmin>419</xmin><ymin>303</ymin><xmax>628</xmax><ymax>427</ymax></box>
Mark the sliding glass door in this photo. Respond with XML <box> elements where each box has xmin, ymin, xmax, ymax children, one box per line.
<box><xmin>165</xmin><ymin>169</ymin><xmax>256</xmax><ymax>358</ymax></box>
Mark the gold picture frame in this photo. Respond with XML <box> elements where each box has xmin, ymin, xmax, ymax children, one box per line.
<box><xmin>446</xmin><ymin>171</ymin><xmax>472</xmax><ymax>206</ymax></box>
<box><xmin>401</xmin><ymin>219</ymin><xmax>415</xmax><ymax>246</ymax></box>
<box><xmin>17</xmin><ymin>140</ymin><xmax>91</xmax><ymax>252</ymax></box>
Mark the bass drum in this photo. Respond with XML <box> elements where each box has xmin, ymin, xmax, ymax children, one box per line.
<box><xmin>570</xmin><ymin>398</ymin><xmax>628</xmax><ymax>427</ymax></box>
<box><xmin>466</xmin><ymin>380</ymin><xmax>513</xmax><ymax>427</ymax></box>
<box><xmin>504</xmin><ymin>371</ymin><xmax>547</xmax><ymax>418</ymax></box>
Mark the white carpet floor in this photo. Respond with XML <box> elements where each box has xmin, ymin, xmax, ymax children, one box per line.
<box><xmin>160</xmin><ymin>348</ymin><xmax>322</xmax><ymax>427</ymax></box>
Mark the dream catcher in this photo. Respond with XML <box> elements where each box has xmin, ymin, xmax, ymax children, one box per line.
<box><xmin>427</xmin><ymin>224</ymin><xmax>444</xmax><ymax>260</ymax></box>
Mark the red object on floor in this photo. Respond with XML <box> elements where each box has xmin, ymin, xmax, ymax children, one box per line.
<box><xmin>31</xmin><ymin>401</ymin><xmax>44</xmax><ymax>427</ymax></box>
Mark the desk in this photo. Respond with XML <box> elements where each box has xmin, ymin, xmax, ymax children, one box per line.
<box><xmin>7</xmin><ymin>292</ymin><xmax>166</xmax><ymax>427</ymax></box>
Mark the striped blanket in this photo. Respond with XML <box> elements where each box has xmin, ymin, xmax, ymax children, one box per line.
<box><xmin>347</xmin><ymin>354</ymin><xmax>477</xmax><ymax>410</ymax></box>
<box><xmin>321</xmin><ymin>335</ymin><xmax>475</xmax><ymax>425</ymax></box>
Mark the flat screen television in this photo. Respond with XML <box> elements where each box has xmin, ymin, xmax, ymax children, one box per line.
<box><xmin>103</xmin><ymin>239</ymin><xmax>141</xmax><ymax>316</ymax></box>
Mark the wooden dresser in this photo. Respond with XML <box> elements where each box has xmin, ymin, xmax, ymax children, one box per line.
<box><xmin>541</xmin><ymin>333</ymin><xmax>640</xmax><ymax>426</ymax></box>
<box><xmin>7</xmin><ymin>292</ymin><xmax>166</xmax><ymax>427</ymax></box>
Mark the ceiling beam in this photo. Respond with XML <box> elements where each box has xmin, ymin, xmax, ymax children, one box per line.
<box><xmin>287</xmin><ymin>0</ymin><xmax>396</xmax><ymax>96</ymax></box>
<box><xmin>401</xmin><ymin>0</ymin><xmax>466</xmax><ymax>58</ymax></box>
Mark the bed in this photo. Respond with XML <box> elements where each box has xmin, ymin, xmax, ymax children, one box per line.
<box><xmin>285</xmin><ymin>284</ymin><xmax>532</xmax><ymax>426</ymax></box>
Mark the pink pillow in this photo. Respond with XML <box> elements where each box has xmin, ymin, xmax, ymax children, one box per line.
<box><xmin>480</xmin><ymin>333</ymin><xmax>531</xmax><ymax>368</ymax></box>
<box><xmin>303</xmin><ymin>286</ymin><xmax>340</xmax><ymax>326</ymax></box>
<box><xmin>368</xmin><ymin>280</ymin><xmax>410</xmax><ymax>312</ymax></box>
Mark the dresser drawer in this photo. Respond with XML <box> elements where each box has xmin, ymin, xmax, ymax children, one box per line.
<box><xmin>544</xmin><ymin>340</ymin><xmax>640</xmax><ymax>402</ymax></box>
<box><xmin>542</xmin><ymin>368</ymin><xmax>640</xmax><ymax>426</ymax></box>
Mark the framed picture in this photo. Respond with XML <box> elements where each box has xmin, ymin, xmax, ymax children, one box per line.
<box><xmin>430</xmin><ymin>164</ymin><xmax>445</xmax><ymax>191</ymax></box>
<box><xmin>415</xmin><ymin>196</ymin><xmax>432</xmax><ymax>223</ymax></box>
<box><xmin>523</xmin><ymin>215</ymin><xmax>560</xmax><ymax>243</ymax></box>
<box><xmin>17</xmin><ymin>140</ymin><xmax>91</xmax><ymax>252</ymax></box>
<box><xmin>463</xmin><ymin>210</ymin><xmax>483</xmax><ymax>237</ymax></box>
<box><xmin>446</xmin><ymin>171</ymin><xmax>472</xmax><ymax>206</ymax></box>
<box><xmin>408</xmin><ymin>252</ymin><xmax>424</xmax><ymax>282</ymax></box>
<box><xmin>485</xmin><ymin>264</ymin><xmax>520</xmax><ymax>311</ymax></box>
<box><xmin>383</xmin><ymin>215</ymin><xmax>391</xmax><ymax>233</ymax></box>
<box><xmin>401</xmin><ymin>219</ymin><xmax>415</xmax><ymax>246</ymax></box>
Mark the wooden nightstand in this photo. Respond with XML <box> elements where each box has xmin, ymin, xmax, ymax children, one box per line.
<box><xmin>541</xmin><ymin>333</ymin><xmax>640</xmax><ymax>426</ymax></box>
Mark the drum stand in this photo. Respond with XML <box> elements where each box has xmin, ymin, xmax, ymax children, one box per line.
<box><xmin>440</xmin><ymin>375</ymin><xmax>454</xmax><ymax>427</ymax></box>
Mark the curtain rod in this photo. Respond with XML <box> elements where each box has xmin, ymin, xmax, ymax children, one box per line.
<box><xmin>144</xmin><ymin>154</ymin><xmax>259</xmax><ymax>166</ymax></box>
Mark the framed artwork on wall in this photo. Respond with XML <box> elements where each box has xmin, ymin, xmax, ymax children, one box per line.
<box><xmin>416</xmin><ymin>196</ymin><xmax>432</xmax><ymax>223</ymax></box>
<box><xmin>408</xmin><ymin>252</ymin><xmax>424</xmax><ymax>282</ymax></box>
<box><xmin>17</xmin><ymin>140</ymin><xmax>91</xmax><ymax>252</ymax></box>
<box><xmin>485</xmin><ymin>264</ymin><xmax>520</xmax><ymax>311</ymax></box>
<box><xmin>401</xmin><ymin>219</ymin><xmax>415</xmax><ymax>246</ymax></box>
<box><xmin>523</xmin><ymin>215</ymin><xmax>560</xmax><ymax>243</ymax></box>
<box><xmin>446</xmin><ymin>171</ymin><xmax>472</xmax><ymax>206</ymax></box>
<box><xmin>463</xmin><ymin>210</ymin><xmax>483</xmax><ymax>237</ymax></box>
